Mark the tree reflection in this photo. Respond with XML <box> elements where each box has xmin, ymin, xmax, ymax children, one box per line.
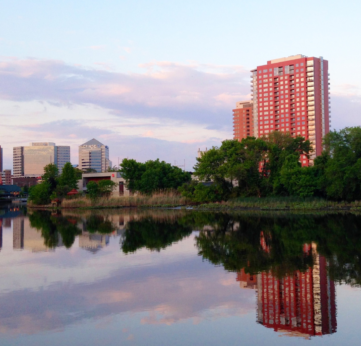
<box><xmin>29</xmin><ymin>210</ymin><xmax>82</xmax><ymax>249</ymax></box>
<box><xmin>189</xmin><ymin>212</ymin><xmax>361</xmax><ymax>286</ymax></box>
<box><xmin>121</xmin><ymin>217</ymin><xmax>192</xmax><ymax>253</ymax></box>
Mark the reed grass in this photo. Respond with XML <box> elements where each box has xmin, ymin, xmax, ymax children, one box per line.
<box><xmin>195</xmin><ymin>196</ymin><xmax>361</xmax><ymax>211</ymax></box>
<box><xmin>58</xmin><ymin>191</ymin><xmax>191</xmax><ymax>209</ymax></box>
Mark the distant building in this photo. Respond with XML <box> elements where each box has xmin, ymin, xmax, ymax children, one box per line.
<box><xmin>0</xmin><ymin>185</ymin><xmax>21</xmax><ymax>197</ymax></box>
<box><xmin>13</xmin><ymin>147</ymin><xmax>24</xmax><ymax>177</ymax></box>
<box><xmin>233</xmin><ymin>101</ymin><xmax>254</xmax><ymax>140</ymax></box>
<box><xmin>1</xmin><ymin>170</ymin><xmax>12</xmax><ymax>185</ymax></box>
<box><xmin>78</xmin><ymin>172</ymin><xmax>131</xmax><ymax>197</ymax></box>
<box><xmin>12</xmin><ymin>176</ymin><xmax>39</xmax><ymax>188</ymax></box>
<box><xmin>13</xmin><ymin>143</ymin><xmax>70</xmax><ymax>177</ymax></box>
<box><xmin>78</xmin><ymin>138</ymin><xmax>111</xmax><ymax>173</ymax></box>
<box><xmin>0</xmin><ymin>145</ymin><xmax>3</xmax><ymax>172</ymax></box>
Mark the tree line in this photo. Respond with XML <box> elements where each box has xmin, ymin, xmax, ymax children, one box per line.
<box><xmin>180</xmin><ymin>127</ymin><xmax>361</xmax><ymax>202</ymax></box>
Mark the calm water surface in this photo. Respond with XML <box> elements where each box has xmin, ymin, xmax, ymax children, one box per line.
<box><xmin>1</xmin><ymin>207</ymin><xmax>361</xmax><ymax>345</ymax></box>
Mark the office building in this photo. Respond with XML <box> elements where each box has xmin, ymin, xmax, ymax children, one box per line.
<box><xmin>56</xmin><ymin>146</ymin><xmax>71</xmax><ymax>174</ymax></box>
<box><xmin>0</xmin><ymin>145</ymin><xmax>3</xmax><ymax>172</ymax></box>
<box><xmin>234</xmin><ymin>55</ymin><xmax>330</xmax><ymax>165</ymax></box>
<box><xmin>13</xmin><ymin>143</ymin><xmax>70</xmax><ymax>177</ymax></box>
<box><xmin>1</xmin><ymin>170</ymin><xmax>12</xmax><ymax>185</ymax></box>
<box><xmin>78</xmin><ymin>138</ymin><xmax>111</xmax><ymax>173</ymax></box>
<box><xmin>233</xmin><ymin>101</ymin><xmax>254</xmax><ymax>141</ymax></box>
<box><xmin>13</xmin><ymin>147</ymin><xmax>24</xmax><ymax>177</ymax></box>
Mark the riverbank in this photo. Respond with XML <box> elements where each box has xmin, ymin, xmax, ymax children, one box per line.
<box><xmin>193</xmin><ymin>197</ymin><xmax>361</xmax><ymax>211</ymax></box>
<box><xmin>28</xmin><ymin>193</ymin><xmax>192</xmax><ymax>209</ymax></box>
<box><xmin>28</xmin><ymin>195</ymin><xmax>361</xmax><ymax>212</ymax></box>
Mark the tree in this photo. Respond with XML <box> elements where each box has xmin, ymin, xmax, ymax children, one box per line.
<box><xmin>120</xmin><ymin>158</ymin><xmax>191</xmax><ymax>194</ymax></box>
<box><xmin>276</xmin><ymin>154</ymin><xmax>318</xmax><ymax>197</ymax></box>
<box><xmin>42</xmin><ymin>163</ymin><xmax>59</xmax><ymax>191</ymax></box>
<box><xmin>98</xmin><ymin>180</ymin><xmax>116</xmax><ymax>197</ymax></box>
<box><xmin>28</xmin><ymin>182</ymin><xmax>52</xmax><ymax>205</ymax></box>
<box><xmin>322</xmin><ymin>127</ymin><xmax>361</xmax><ymax>200</ymax></box>
<box><xmin>119</xmin><ymin>159</ymin><xmax>146</xmax><ymax>192</ymax></box>
<box><xmin>86</xmin><ymin>181</ymin><xmax>100</xmax><ymax>201</ymax></box>
<box><xmin>59</xmin><ymin>162</ymin><xmax>81</xmax><ymax>189</ymax></box>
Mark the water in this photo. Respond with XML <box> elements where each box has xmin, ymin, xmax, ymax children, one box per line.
<box><xmin>1</xmin><ymin>207</ymin><xmax>361</xmax><ymax>345</ymax></box>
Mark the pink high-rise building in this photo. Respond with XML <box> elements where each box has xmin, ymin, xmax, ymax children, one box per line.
<box><xmin>234</xmin><ymin>55</ymin><xmax>330</xmax><ymax>165</ymax></box>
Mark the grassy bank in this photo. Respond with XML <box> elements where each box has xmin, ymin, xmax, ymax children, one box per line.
<box><xmin>28</xmin><ymin>194</ymin><xmax>361</xmax><ymax>212</ymax></box>
<box><xmin>194</xmin><ymin>197</ymin><xmax>361</xmax><ymax>211</ymax></box>
<box><xmin>28</xmin><ymin>192</ymin><xmax>191</xmax><ymax>209</ymax></box>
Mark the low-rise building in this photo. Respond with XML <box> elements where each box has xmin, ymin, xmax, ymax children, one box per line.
<box><xmin>12</xmin><ymin>176</ymin><xmax>39</xmax><ymax>188</ymax></box>
<box><xmin>1</xmin><ymin>170</ymin><xmax>12</xmax><ymax>185</ymax></box>
<box><xmin>78</xmin><ymin>172</ymin><xmax>131</xmax><ymax>197</ymax></box>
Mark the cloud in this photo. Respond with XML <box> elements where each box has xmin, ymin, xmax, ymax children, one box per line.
<box><xmin>0</xmin><ymin>57</ymin><xmax>250</xmax><ymax>128</ymax></box>
<box><xmin>0</xmin><ymin>233</ymin><xmax>254</xmax><ymax>336</ymax></box>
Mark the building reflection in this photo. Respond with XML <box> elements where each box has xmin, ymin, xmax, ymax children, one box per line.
<box><xmin>78</xmin><ymin>233</ymin><xmax>109</xmax><ymax>254</ymax></box>
<box><xmin>238</xmin><ymin>243</ymin><xmax>337</xmax><ymax>339</ymax></box>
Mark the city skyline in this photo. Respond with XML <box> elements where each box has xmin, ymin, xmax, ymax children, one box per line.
<box><xmin>1</xmin><ymin>1</ymin><xmax>361</xmax><ymax>170</ymax></box>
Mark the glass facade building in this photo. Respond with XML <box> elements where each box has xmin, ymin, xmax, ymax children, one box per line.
<box><xmin>79</xmin><ymin>139</ymin><xmax>110</xmax><ymax>173</ymax></box>
<box><xmin>13</xmin><ymin>143</ymin><xmax>70</xmax><ymax>177</ymax></box>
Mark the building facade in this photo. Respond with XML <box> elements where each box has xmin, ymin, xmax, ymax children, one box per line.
<box><xmin>78</xmin><ymin>139</ymin><xmax>110</xmax><ymax>173</ymax></box>
<box><xmin>78</xmin><ymin>172</ymin><xmax>130</xmax><ymax>197</ymax></box>
<box><xmin>234</xmin><ymin>55</ymin><xmax>330</xmax><ymax>165</ymax></box>
<box><xmin>0</xmin><ymin>145</ymin><xmax>3</xmax><ymax>172</ymax></box>
<box><xmin>1</xmin><ymin>170</ymin><xmax>12</xmax><ymax>185</ymax></box>
<box><xmin>13</xmin><ymin>147</ymin><xmax>24</xmax><ymax>177</ymax></box>
<box><xmin>13</xmin><ymin>143</ymin><xmax>70</xmax><ymax>177</ymax></box>
<box><xmin>233</xmin><ymin>101</ymin><xmax>254</xmax><ymax>141</ymax></box>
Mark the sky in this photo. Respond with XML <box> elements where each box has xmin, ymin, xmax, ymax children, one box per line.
<box><xmin>1</xmin><ymin>0</ymin><xmax>361</xmax><ymax>169</ymax></box>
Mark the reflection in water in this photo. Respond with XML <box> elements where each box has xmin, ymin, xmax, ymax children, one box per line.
<box><xmin>2</xmin><ymin>209</ymin><xmax>361</xmax><ymax>344</ymax></box>
<box><xmin>237</xmin><ymin>246</ymin><xmax>337</xmax><ymax>339</ymax></box>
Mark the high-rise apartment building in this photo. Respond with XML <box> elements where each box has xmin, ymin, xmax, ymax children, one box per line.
<box><xmin>79</xmin><ymin>139</ymin><xmax>110</xmax><ymax>173</ymax></box>
<box><xmin>233</xmin><ymin>101</ymin><xmax>254</xmax><ymax>141</ymax></box>
<box><xmin>13</xmin><ymin>143</ymin><xmax>70</xmax><ymax>177</ymax></box>
<box><xmin>234</xmin><ymin>55</ymin><xmax>330</xmax><ymax>165</ymax></box>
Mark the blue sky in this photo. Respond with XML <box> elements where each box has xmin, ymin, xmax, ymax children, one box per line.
<box><xmin>0</xmin><ymin>0</ymin><xmax>360</xmax><ymax>168</ymax></box>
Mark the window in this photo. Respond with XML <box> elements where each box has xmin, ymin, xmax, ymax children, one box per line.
<box><xmin>263</xmin><ymin>69</ymin><xmax>267</xmax><ymax>72</ymax></box>
<box><xmin>296</xmin><ymin>64</ymin><xmax>299</xmax><ymax>67</ymax></box>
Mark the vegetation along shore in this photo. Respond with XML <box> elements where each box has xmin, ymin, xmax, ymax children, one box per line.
<box><xmin>28</xmin><ymin>127</ymin><xmax>361</xmax><ymax>211</ymax></box>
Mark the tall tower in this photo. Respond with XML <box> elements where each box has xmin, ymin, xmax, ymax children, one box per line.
<box><xmin>251</xmin><ymin>55</ymin><xmax>330</xmax><ymax>164</ymax></box>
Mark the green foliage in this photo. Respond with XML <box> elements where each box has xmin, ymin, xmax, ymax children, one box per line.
<box><xmin>29</xmin><ymin>210</ymin><xmax>81</xmax><ymax>248</ymax></box>
<box><xmin>98</xmin><ymin>180</ymin><xmax>116</xmax><ymax>197</ymax></box>
<box><xmin>85</xmin><ymin>215</ymin><xmax>114</xmax><ymax>233</ymax></box>
<box><xmin>28</xmin><ymin>182</ymin><xmax>52</xmax><ymax>205</ymax></box>
<box><xmin>86</xmin><ymin>181</ymin><xmax>100</xmax><ymax>201</ymax></box>
<box><xmin>121</xmin><ymin>217</ymin><xmax>192</xmax><ymax>253</ymax></box>
<box><xmin>120</xmin><ymin>158</ymin><xmax>191</xmax><ymax>194</ymax></box>
<box><xmin>322</xmin><ymin>127</ymin><xmax>361</xmax><ymax>201</ymax></box>
<box><xmin>29</xmin><ymin>162</ymin><xmax>82</xmax><ymax>205</ymax></box>
<box><xmin>59</xmin><ymin>163</ymin><xmax>80</xmax><ymax>190</ymax></box>
<box><xmin>42</xmin><ymin>163</ymin><xmax>59</xmax><ymax>191</ymax></box>
<box><xmin>182</xmin><ymin>128</ymin><xmax>361</xmax><ymax>203</ymax></box>
<box><xmin>178</xmin><ymin>181</ymin><xmax>224</xmax><ymax>203</ymax></box>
